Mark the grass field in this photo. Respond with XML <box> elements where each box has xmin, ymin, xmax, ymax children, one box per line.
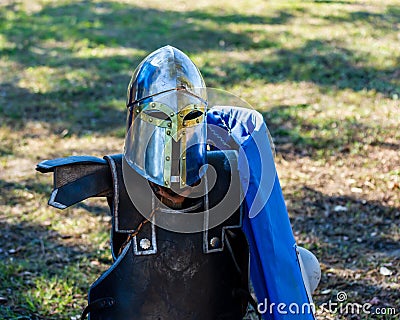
<box><xmin>0</xmin><ymin>0</ymin><xmax>399</xmax><ymax>319</ymax></box>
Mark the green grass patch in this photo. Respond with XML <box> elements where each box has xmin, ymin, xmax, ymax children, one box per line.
<box><xmin>1</xmin><ymin>0</ymin><xmax>399</xmax><ymax>318</ymax></box>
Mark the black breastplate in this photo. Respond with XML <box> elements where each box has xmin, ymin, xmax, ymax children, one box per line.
<box><xmin>36</xmin><ymin>151</ymin><xmax>250</xmax><ymax>320</ymax></box>
<box><xmin>87</xmin><ymin>152</ymin><xmax>249</xmax><ymax>320</ymax></box>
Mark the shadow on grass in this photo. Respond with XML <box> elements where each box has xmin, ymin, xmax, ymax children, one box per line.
<box><xmin>320</xmin><ymin>4</ymin><xmax>400</xmax><ymax>33</ymax></box>
<box><xmin>262</xmin><ymin>103</ymin><xmax>398</xmax><ymax>158</ymax></box>
<box><xmin>1</xmin><ymin>82</ymin><xmax>126</xmax><ymax>135</ymax></box>
<box><xmin>288</xmin><ymin>186</ymin><xmax>399</xmax><ymax>263</ymax></box>
<box><xmin>0</xmin><ymin>1</ymin><xmax>398</xmax><ymax>136</ymax></box>
<box><xmin>0</xmin><ymin>219</ymin><xmax>106</xmax><ymax>319</ymax></box>
<box><xmin>286</xmin><ymin>186</ymin><xmax>399</xmax><ymax>310</ymax></box>
<box><xmin>204</xmin><ymin>39</ymin><xmax>399</xmax><ymax>95</ymax></box>
<box><xmin>0</xmin><ymin>177</ymin><xmax>111</xmax><ymax>319</ymax></box>
<box><xmin>0</xmin><ymin>1</ymin><xmax>282</xmax><ymax>134</ymax></box>
<box><xmin>0</xmin><ymin>1</ymin><xmax>287</xmax><ymax>59</ymax></box>
<box><xmin>312</xmin><ymin>0</ymin><xmax>354</xmax><ymax>4</ymax></box>
<box><xmin>0</xmin><ymin>179</ymin><xmax>51</xmax><ymax>203</ymax></box>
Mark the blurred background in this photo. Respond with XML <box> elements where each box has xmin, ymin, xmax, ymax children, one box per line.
<box><xmin>0</xmin><ymin>0</ymin><xmax>399</xmax><ymax>319</ymax></box>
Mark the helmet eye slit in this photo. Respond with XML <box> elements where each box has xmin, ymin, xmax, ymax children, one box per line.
<box><xmin>144</xmin><ymin>110</ymin><xmax>171</xmax><ymax>121</ymax></box>
<box><xmin>183</xmin><ymin>110</ymin><xmax>203</xmax><ymax>121</ymax></box>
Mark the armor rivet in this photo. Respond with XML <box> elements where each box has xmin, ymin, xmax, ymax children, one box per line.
<box><xmin>194</xmin><ymin>105</ymin><xmax>197</xmax><ymax>109</ymax></box>
<box><xmin>136</xmin><ymin>109</ymin><xmax>140</xmax><ymax>113</ymax></box>
<box><xmin>196</xmin><ymin>118</ymin><xmax>200</xmax><ymax>123</ymax></box>
<box><xmin>210</xmin><ymin>237</ymin><xmax>220</xmax><ymax>248</ymax></box>
<box><xmin>170</xmin><ymin>112</ymin><xmax>174</xmax><ymax>117</ymax></box>
<box><xmin>182</xmin><ymin>156</ymin><xmax>186</xmax><ymax>160</ymax></box>
<box><xmin>166</xmin><ymin>130</ymin><xmax>171</xmax><ymax>135</ymax></box>
<box><xmin>140</xmin><ymin>238</ymin><xmax>151</xmax><ymax>250</ymax></box>
<box><xmin>166</xmin><ymin>156</ymin><xmax>170</xmax><ymax>161</ymax></box>
<box><xmin>179</xmin><ymin>113</ymin><xmax>184</xmax><ymax>117</ymax></box>
<box><xmin>165</xmin><ymin>180</ymin><xmax>169</xmax><ymax>186</ymax></box>
<box><xmin>149</xmin><ymin>118</ymin><xmax>153</xmax><ymax>122</ymax></box>
<box><xmin>183</xmin><ymin>122</ymin><xmax>186</xmax><ymax>127</ymax></box>
<box><xmin>167</xmin><ymin>123</ymin><xmax>172</xmax><ymax>127</ymax></box>
<box><xmin>151</xmin><ymin>102</ymin><xmax>156</xmax><ymax>108</ymax></box>
<box><xmin>181</xmin><ymin>181</ymin><xmax>185</xmax><ymax>185</ymax></box>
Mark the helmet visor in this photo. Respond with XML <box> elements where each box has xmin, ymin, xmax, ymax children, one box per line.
<box><xmin>124</xmin><ymin>89</ymin><xmax>207</xmax><ymax>188</ymax></box>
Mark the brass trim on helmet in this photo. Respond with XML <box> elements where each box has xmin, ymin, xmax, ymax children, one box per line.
<box><xmin>180</xmin><ymin>134</ymin><xmax>187</xmax><ymax>186</ymax></box>
<box><xmin>163</xmin><ymin>133</ymin><xmax>172</xmax><ymax>187</ymax></box>
<box><xmin>134</xmin><ymin>102</ymin><xmax>205</xmax><ymax>142</ymax></box>
<box><xmin>131</xmin><ymin>101</ymin><xmax>205</xmax><ymax>187</ymax></box>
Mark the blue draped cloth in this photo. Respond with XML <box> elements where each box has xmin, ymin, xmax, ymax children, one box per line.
<box><xmin>207</xmin><ymin>106</ymin><xmax>314</xmax><ymax>319</ymax></box>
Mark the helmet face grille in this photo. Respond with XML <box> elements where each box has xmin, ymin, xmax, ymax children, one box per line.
<box><xmin>135</xmin><ymin>101</ymin><xmax>205</xmax><ymax>141</ymax></box>
<box><xmin>125</xmin><ymin>87</ymin><xmax>207</xmax><ymax>188</ymax></box>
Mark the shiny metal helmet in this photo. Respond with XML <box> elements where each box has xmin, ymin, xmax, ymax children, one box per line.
<box><xmin>124</xmin><ymin>46</ymin><xmax>207</xmax><ymax>188</ymax></box>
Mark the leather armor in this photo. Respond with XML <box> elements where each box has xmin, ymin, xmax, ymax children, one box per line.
<box><xmin>37</xmin><ymin>151</ymin><xmax>250</xmax><ymax>320</ymax></box>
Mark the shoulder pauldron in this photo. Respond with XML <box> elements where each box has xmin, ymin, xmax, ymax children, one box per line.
<box><xmin>36</xmin><ymin>156</ymin><xmax>113</xmax><ymax>209</ymax></box>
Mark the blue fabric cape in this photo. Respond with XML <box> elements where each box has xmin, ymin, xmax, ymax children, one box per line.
<box><xmin>207</xmin><ymin>106</ymin><xmax>314</xmax><ymax>319</ymax></box>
